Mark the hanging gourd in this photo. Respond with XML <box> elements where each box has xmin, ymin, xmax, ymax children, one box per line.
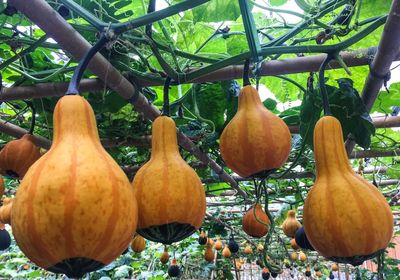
<box><xmin>257</xmin><ymin>243</ymin><xmax>264</xmax><ymax>252</ymax></box>
<box><xmin>0</xmin><ymin>176</ymin><xmax>4</xmax><ymax>197</ymax></box>
<box><xmin>132</xmin><ymin>115</ymin><xmax>206</xmax><ymax>244</ymax></box>
<box><xmin>303</xmin><ymin>116</ymin><xmax>393</xmax><ymax>265</ymax></box>
<box><xmin>131</xmin><ymin>234</ymin><xmax>146</xmax><ymax>253</ymax></box>
<box><xmin>219</xmin><ymin>63</ymin><xmax>291</xmax><ymax>177</ymax></box>
<box><xmin>0</xmin><ymin>134</ymin><xmax>41</xmax><ymax>179</ymax></box>
<box><xmin>290</xmin><ymin>251</ymin><xmax>298</xmax><ymax>261</ymax></box>
<box><xmin>11</xmin><ymin>95</ymin><xmax>138</xmax><ymax>278</ymax></box>
<box><xmin>282</xmin><ymin>210</ymin><xmax>302</xmax><ymax>238</ymax></box>
<box><xmin>315</xmin><ymin>271</ymin><xmax>323</xmax><ymax>278</ymax></box>
<box><xmin>271</xmin><ymin>271</ymin><xmax>278</xmax><ymax>278</ymax></box>
<box><xmin>198</xmin><ymin>230</ymin><xmax>207</xmax><ymax>245</ymax></box>
<box><xmin>0</xmin><ymin>197</ymin><xmax>12</xmax><ymax>225</ymax></box>
<box><xmin>160</xmin><ymin>246</ymin><xmax>169</xmax><ymax>264</ymax></box>
<box><xmin>204</xmin><ymin>244</ymin><xmax>215</xmax><ymax>262</ymax></box>
<box><xmin>244</xmin><ymin>244</ymin><xmax>252</xmax><ymax>254</ymax></box>
<box><xmin>331</xmin><ymin>263</ymin><xmax>338</xmax><ymax>271</ymax></box>
<box><xmin>214</xmin><ymin>237</ymin><xmax>223</xmax><ymax>250</ymax></box>
<box><xmin>295</xmin><ymin>227</ymin><xmax>314</xmax><ymax>251</ymax></box>
<box><xmin>167</xmin><ymin>259</ymin><xmax>180</xmax><ymax>277</ymax></box>
<box><xmin>305</xmin><ymin>266</ymin><xmax>311</xmax><ymax>277</ymax></box>
<box><xmin>222</xmin><ymin>245</ymin><xmax>231</xmax><ymax>258</ymax></box>
<box><xmin>206</xmin><ymin>237</ymin><xmax>214</xmax><ymax>247</ymax></box>
<box><xmin>228</xmin><ymin>235</ymin><xmax>239</xmax><ymax>253</ymax></box>
<box><xmin>299</xmin><ymin>251</ymin><xmax>307</xmax><ymax>262</ymax></box>
<box><xmin>0</xmin><ymin>223</ymin><xmax>11</xmax><ymax>250</ymax></box>
<box><xmin>242</xmin><ymin>203</ymin><xmax>270</xmax><ymax>237</ymax></box>
<box><xmin>290</xmin><ymin>238</ymin><xmax>299</xmax><ymax>250</ymax></box>
<box><xmin>261</xmin><ymin>267</ymin><xmax>270</xmax><ymax>280</ymax></box>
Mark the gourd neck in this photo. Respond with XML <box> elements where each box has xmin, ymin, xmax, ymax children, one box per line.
<box><xmin>314</xmin><ymin>116</ymin><xmax>353</xmax><ymax>176</ymax></box>
<box><xmin>238</xmin><ymin>85</ymin><xmax>263</xmax><ymax>110</ymax></box>
<box><xmin>150</xmin><ymin>116</ymin><xmax>179</xmax><ymax>159</ymax></box>
<box><xmin>287</xmin><ymin>210</ymin><xmax>296</xmax><ymax>218</ymax></box>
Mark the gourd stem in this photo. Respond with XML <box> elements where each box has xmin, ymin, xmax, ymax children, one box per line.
<box><xmin>66</xmin><ymin>33</ymin><xmax>109</xmax><ymax>95</ymax></box>
<box><xmin>24</xmin><ymin>100</ymin><xmax>36</xmax><ymax>135</ymax></box>
<box><xmin>243</xmin><ymin>59</ymin><xmax>251</xmax><ymax>86</ymax></box>
<box><xmin>318</xmin><ymin>54</ymin><xmax>334</xmax><ymax>116</ymax></box>
<box><xmin>162</xmin><ymin>77</ymin><xmax>172</xmax><ymax>116</ymax></box>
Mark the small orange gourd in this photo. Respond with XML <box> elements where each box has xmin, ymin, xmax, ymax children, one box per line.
<box><xmin>160</xmin><ymin>246</ymin><xmax>169</xmax><ymax>264</ymax></box>
<box><xmin>214</xmin><ymin>238</ymin><xmax>223</xmax><ymax>250</ymax></box>
<box><xmin>303</xmin><ymin>116</ymin><xmax>393</xmax><ymax>265</ymax></box>
<box><xmin>290</xmin><ymin>238</ymin><xmax>300</xmax><ymax>250</ymax></box>
<box><xmin>299</xmin><ymin>251</ymin><xmax>307</xmax><ymax>262</ymax></box>
<box><xmin>11</xmin><ymin>95</ymin><xmax>138</xmax><ymax>278</ymax></box>
<box><xmin>131</xmin><ymin>234</ymin><xmax>146</xmax><ymax>253</ymax></box>
<box><xmin>0</xmin><ymin>134</ymin><xmax>41</xmax><ymax>179</ymax></box>
<box><xmin>219</xmin><ymin>85</ymin><xmax>291</xmax><ymax>177</ymax></box>
<box><xmin>244</xmin><ymin>244</ymin><xmax>252</xmax><ymax>254</ymax></box>
<box><xmin>0</xmin><ymin>197</ymin><xmax>12</xmax><ymax>224</ymax></box>
<box><xmin>222</xmin><ymin>245</ymin><xmax>231</xmax><ymax>258</ymax></box>
<box><xmin>257</xmin><ymin>243</ymin><xmax>264</xmax><ymax>252</ymax></box>
<box><xmin>290</xmin><ymin>251</ymin><xmax>298</xmax><ymax>261</ymax></box>
<box><xmin>204</xmin><ymin>245</ymin><xmax>215</xmax><ymax>262</ymax></box>
<box><xmin>331</xmin><ymin>263</ymin><xmax>338</xmax><ymax>272</ymax></box>
<box><xmin>132</xmin><ymin>116</ymin><xmax>206</xmax><ymax>244</ymax></box>
<box><xmin>282</xmin><ymin>210</ymin><xmax>302</xmax><ymax>238</ymax></box>
<box><xmin>315</xmin><ymin>271</ymin><xmax>323</xmax><ymax>277</ymax></box>
<box><xmin>242</xmin><ymin>203</ymin><xmax>270</xmax><ymax>237</ymax></box>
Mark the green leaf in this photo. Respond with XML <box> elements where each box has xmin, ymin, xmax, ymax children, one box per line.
<box><xmin>192</xmin><ymin>1</ymin><xmax>241</xmax><ymax>22</ymax></box>
<box><xmin>263</xmin><ymin>98</ymin><xmax>277</xmax><ymax>110</ymax></box>
<box><xmin>270</xmin><ymin>0</ymin><xmax>288</xmax><ymax>6</ymax></box>
<box><xmin>371</xmin><ymin>82</ymin><xmax>400</xmax><ymax>114</ymax></box>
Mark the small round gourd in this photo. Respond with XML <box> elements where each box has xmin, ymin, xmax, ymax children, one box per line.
<box><xmin>261</xmin><ymin>267</ymin><xmax>270</xmax><ymax>280</ymax></box>
<box><xmin>160</xmin><ymin>247</ymin><xmax>169</xmax><ymax>264</ymax></box>
<box><xmin>132</xmin><ymin>116</ymin><xmax>206</xmax><ymax>244</ymax></box>
<box><xmin>242</xmin><ymin>203</ymin><xmax>270</xmax><ymax>237</ymax></box>
<box><xmin>282</xmin><ymin>210</ymin><xmax>301</xmax><ymax>238</ymax></box>
<box><xmin>214</xmin><ymin>238</ymin><xmax>223</xmax><ymax>250</ymax></box>
<box><xmin>11</xmin><ymin>95</ymin><xmax>138</xmax><ymax>278</ymax></box>
<box><xmin>331</xmin><ymin>263</ymin><xmax>338</xmax><ymax>272</ymax></box>
<box><xmin>305</xmin><ymin>266</ymin><xmax>311</xmax><ymax>277</ymax></box>
<box><xmin>299</xmin><ymin>251</ymin><xmax>307</xmax><ymax>262</ymax></box>
<box><xmin>315</xmin><ymin>271</ymin><xmax>323</xmax><ymax>277</ymax></box>
<box><xmin>257</xmin><ymin>243</ymin><xmax>264</xmax><ymax>252</ymax></box>
<box><xmin>290</xmin><ymin>252</ymin><xmax>298</xmax><ymax>261</ymax></box>
<box><xmin>222</xmin><ymin>245</ymin><xmax>231</xmax><ymax>258</ymax></box>
<box><xmin>303</xmin><ymin>116</ymin><xmax>393</xmax><ymax>265</ymax></box>
<box><xmin>168</xmin><ymin>259</ymin><xmax>180</xmax><ymax>277</ymax></box>
<box><xmin>244</xmin><ymin>244</ymin><xmax>252</xmax><ymax>254</ymax></box>
<box><xmin>131</xmin><ymin>234</ymin><xmax>146</xmax><ymax>253</ymax></box>
<box><xmin>0</xmin><ymin>134</ymin><xmax>41</xmax><ymax>179</ymax></box>
<box><xmin>198</xmin><ymin>230</ymin><xmax>207</xmax><ymax>245</ymax></box>
<box><xmin>219</xmin><ymin>85</ymin><xmax>291</xmax><ymax>177</ymax></box>
<box><xmin>0</xmin><ymin>224</ymin><xmax>11</xmax><ymax>250</ymax></box>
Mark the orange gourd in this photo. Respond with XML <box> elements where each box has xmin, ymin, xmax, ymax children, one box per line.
<box><xmin>222</xmin><ymin>245</ymin><xmax>231</xmax><ymax>258</ymax></box>
<box><xmin>0</xmin><ymin>134</ymin><xmax>41</xmax><ymax>179</ymax></box>
<box><xmin>0</xmin><ymin>197</ymin><xmax>12</xmax><ymax>224</ymax></box>
<box><xmin>331</xmin><ymin>263</ymin><xmax>338</xmax><ymax>272</ymax></box>
<box><xmin>282</xmin><ymin>210</ymin><xmax>301</xmax><ymax>238</ymax></box>
<box><xmin>303</xmin><ymin>116</ymin><xmax>393</xmax><ymax>265</ymax></box>
<box><xmin>219</xmin><ymin>85</ymin><xmax>291</xmax><ymax>177</ymax></box>
<box><xmin>160</xmin><ymin>246</ymin><xmax>169</xmax><ymax>264</ymax></box>
<box><xmin>0</xmin><ymin>176</ymin><xmax>4</xmax><ymax>197</ymax></box>
<box><xmin>131</xmin><ymin>234</ymin><xmax>146</xmax><ymax>253</ymax></box>
<box><xmin>11</xmin><ymin>95</ymin><xmax>138</xmax><ymax>278</ymax></box>
<box><xmin>204</xmin><ymin>245</ymin><xmax>215</xmax><ymax>262</ymax></box>
<box><xmin>242</xmin><ymin>203</ymin><xmax>270</xmax><ymax>238</ymax></box>
<box><xmin>244</xmin><ymin>244</ymin><xmax>252</xmax><ymax>254</ymax></box>
<box><xmin>214</xmin><ymin>238</ymin><xmax>223</xmax><ymax>250</ymax></box>
<box><xmin>290</xmin><ymin>252</ymin><xmax>298</xmax><ymax>261</ymax></box>
<box><xmin>299</xmin><ymin>251</ymin><xmax>307</xmax><ymax>262</ymax></box>
<box><xmin>257</xmin><ymin>243</ymin><xmax>264</xmax><ymax>252</ymax></box>
<box><xmin>132</xmin><ymin>116</ymin><xmax>206</xmax><ymax>244</ymax></box>
<box><xmin>290</xmin><ymin>238</ymin><xmax>299</xmax><ymax>250</ymax></box>
<box><xmin>315</xmin><ymin>271</ymin><xmax>323</xmax><ymax>277</ymax></box>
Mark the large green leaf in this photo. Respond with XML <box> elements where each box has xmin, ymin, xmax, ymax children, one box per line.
<box><xmin>192</xmin><ymin>0</ymin><xmax>242</xmax><ymax>23</ymax></box>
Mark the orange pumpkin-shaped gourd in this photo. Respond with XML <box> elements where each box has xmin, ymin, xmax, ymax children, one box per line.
<box><xmin>11</xmin><ymin>95</ymin><xmax>138</xmax><ymax>278</ymax></box>
<box><xmin>0</xmin><ymin>134</ymin><xmax>41</xmax><ymax>179</ymax></box>
<box><xmin>257</xmin><ymin>243</ymin><xmax>264</xmax><ymax>252</ymax></box>
<box><xmin>204</xmin><ymin>245</ymin><xmax>215</xmax><ymax>262</ymax></box>
<box><xmin>290</xmin><ymin>251</ymin><xmax>298</xmax><ymax>261</ymax></box>
<box><xmin>219</xmin><ymin>85</ymin><xmax>291</xmax><ymax>177</ymax></box>
<box><xmin>0</xmin><ymin>176</ymin><xmax>4</xmax><ymax>197</ymax></box>
<box><xmin>331</xmin><ymin>263</ymin><xmax>338</xmax><ymax>272</ymax></box>
<box><xmin>282</xmin><ymin>210</ymin><xmax>302</xmax><ymax>238</ymax></box>
<box><xmin>290</xmin><ymin>238</ymin><xmax>300</xmax><ymax>250</ymax></box>
<box><xmin>303</xmin><ymin>116</ymin><xmax>393</xmax><ymax>265</ymax></box>
<box><xmin>299</xmin><ymin>251</ymin><xmax>307</xmax><ymax>262</ymax></box>
<box><xmin>214</xmin><ymin>238</ymin><xmax>223</xmax><ymax>250</ymax></box>
<box><xmin>222</xmin><ymin>245</ymin><xmax>231</xmax><ymax>258</ymax></box>
<box><xmin>132</xmin><ymin>116</ymin><xmax>206</xmax><ymax>244</ymax></box>
<box><xmin>244</xmin><ymin>244</ymin><xmax>252</xmax><ymax>254</ymax></box>
<box><xmin>315</xmin><ymin>271</ymin><xmax>323</xmax><ymax>277</ymax></box>
<box><xmin>131</xmin><ymin>234</ymin><xmax>146</xmax><ymax>253</ymax></box>
<box><xmin>160</xmin><ymin>246</ymin><xmax>169</xmax><ymax>264</ymax></box>
<box><xmin>0</xmin><ymin>197</ymin><xmax>12</xmax><ymax>224</ymax></box>
<box><xmin>242</xmin><ymin>203</ymin><xmax>270</xmax><ymax>238</ymax></box>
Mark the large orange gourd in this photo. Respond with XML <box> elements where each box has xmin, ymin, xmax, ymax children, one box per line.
<box><xmin>219</xmin><ymin>85</ymin><xmax>291</xmax><ymax>177</ymax></box>
<box><xmin>0</xmin><ymin>134</ymin><xmax>41</xmax><ymax>179</ymax></box>
<box><xmin>132</xmin><ymin>116</ymin><xmax>206</xmax><ymax>244</ymax></box>
<box><xmin>11</xmin><ymin>95</ymin><xmax>138</xmax><ymax>278</ymax></box>
<box><xmin>242</xmin><ymin>203</ymin><xmax>270</xmax><ymax>237</ymax></box>
<box><xmin>303</xmin><ymin>116</ymin><xmax>393</xmax><ymax>265</ymax></box>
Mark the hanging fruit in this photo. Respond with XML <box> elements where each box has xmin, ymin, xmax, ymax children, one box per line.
<box><xmin>228</xmin><ymin>235</ymin><xmax>239</xmax><ymax>253</ymax></box>
<box><xmin>206</xmin><ymin>237</ymin><xmax>214</xmax><ymax>247</ymax></box>
<box><xmin>0</xmin><ymin>223</ymin><xmax>11</xmax><ymax>250</ymax></box>
<box><xmin>261</xmin><ymin>267</ymin><xmax>270</xmax><ymax>280</ymax></box>
<box><xmin>0</xmin><ymin>134</ymin><xmax>41</xmax><ymax>179</ymax></box>
<box><xmin>242</xmin><ymin>203</ymin><xmax>270</xmax><ymax>237</ymax></box>
<box><xmin>290</xmin><ymin>238</ymin><xmax>300</xmax><ymax>250</ymax></box>
<box><xmin>303</xmin><ymin>116</ymin><xmax>393</xmax><ymax>265</ymax></box>
<box><xmin>0</xmin><ymin>197</ymin><xmax>12</xmax><ymax>225</ymax></box>
<box><xmin>0</xmin><ymin>176</ymin><xmax>4</xmax><ymax>197</ymax></box>
<box><xmin>214</xmin><ymin>237</ymin><xmax>223</xmax><ymax>250</ymax></box>
<box><xmin>299</xmin><ymin>251</ymin><xmax>307</xmax><ymax>262</ymax></box>
<box><xmin>315</xmin><ymin>271</ymin><xmax>323</xmax><ymax>277</ymax></box>
<box><xmin>204</xmin><ymin>245</ymin><xmax>215</xmax><ymax>262</ymax></box>
<box><xmin>295</xmin><ymin>227</ymin><xmax>314</xmax><ymax>250</ymax></box>
<box><xmin>131</xmin><ymin>234</ymin><xmax>146</xmax><ymax>253</ymax></box>
<box><xmin>219</xmin><ymin>84</ymin><xmax>291</xmax><ymax>177</ymax></box>
<box><xmin>244</xmin><ymin>244</ymin><xmax>253</xmax><ymax>254</ymax></box>
<box><xmin>257</xmin><ymin>243</ymin><xmax>264</xmax><ymax>252</ymax></box>
<box><xmin>331</xmin><ymin>263</ymin><xmax>338</xmax><ymax>271</ymax></box>
<box><xmin>290</xmin><ymin>251</ymin><xmax>298</xmax><ymax>261</ymax></box>
<box><xmin>222</xmin><ymin>245</ymin><xmax>231</xmax><ymax>258</ymax></box>
<box><xmin>305</xmin><ymin>266</ymin><xmax>311</xmax><ymax>277</ymax></box>
<box><xmin>198</xmin><ymin>230</ymin><xmax>207</xmax><ymax>245</ymax></box>
<box><xmin>160</xmin><ymin>246</ymin><xmax>169</xmax><ymax>264</ymax></box>
<box><xmin>11</xmin><ymin>95</ymin><xmax>138</xmax><ymax>278</ymax></box>
<box><xmin>282</xmin><ymin>210</ymin><xmax>302</xmax><ymax>238</ymax></box>
<box><xmin>167</xmin><ymin>259</ymin><xmax>180</xmax><ymax>277</ymax></box>
<box><xmin>271</xmin><ymin>271</ymin><xmax>278</xmax><ymax>278</ymax></box>
<box><xmin>132</xmin><ymin>116</ymin><xmax>206</xmax><ymax>244</ymax></box>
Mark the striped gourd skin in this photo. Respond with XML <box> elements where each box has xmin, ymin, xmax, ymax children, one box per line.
<box><xmin>303</xmin><ymin>116</ymin><xmax>393</xmax><ymax>258</ymax></box>
<box><xmin>11</xmin><ymin>95</ymin><xmax>138</xmax><ymax>269</ymax></box>
<box><xmin>219</xmin><ymin>85</ymin><xmax>291</xmax><ymax>177</ymax></box>
<box><xmin>242</xmin><ymin>203</ymin><xmax>270</xmax><ymax>238</ymax></box>
<box><xmin>0</xmin><ymin>134</ymin><xmax>41</xmax><ymax>178</ymax></box>
<box><xmin>282</xmin><ymin>210</ymin><xmax>302</xmax><ymax>238</ymax></box>
<box><xmin>133</xmin><ymin>116</ymin><xmax>206</xmax><ymax>231</ymax></box>
<box><xmin>131</xmin><ymin>234</ymin><xmax>146</xmax><ymax>253</ymax></box>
